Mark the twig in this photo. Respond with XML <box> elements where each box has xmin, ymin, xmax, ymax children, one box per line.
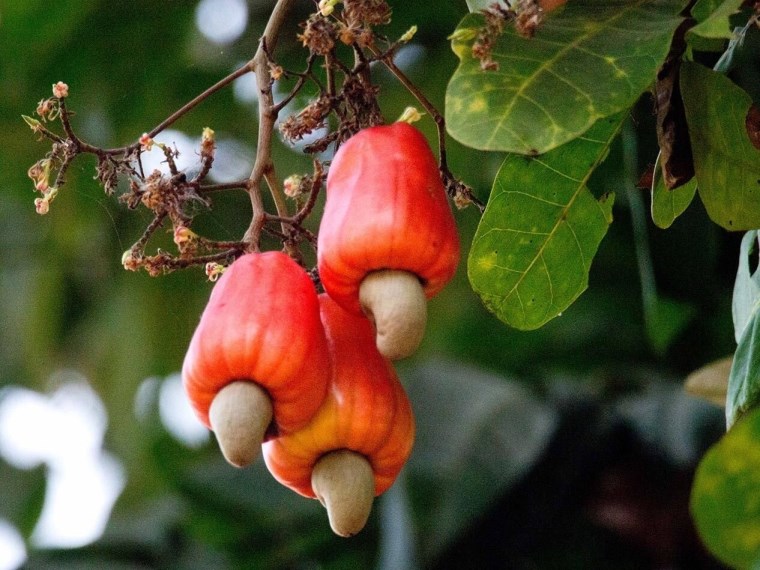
<box><xmin>272</xmin><ymin>53</ymin><xmax>319</xmax><ymax>114</ymax></box>
<box><xmin>368</xmin><ymin>46</ymin><xmax>447</xmax><ymax>164</ymax></box>
<box><xmin>162</xmin><ymin>248</ymin><xmax>243</xmax><ymax>270</ymax></box>
<box><xmin>369</xmin><ymin>45</ymin><xmax>485</xmax><ymax>212</ymax></box>
<box><xmin>245</xmin><ymin>0</ymin><xmax>297</xmax><ymax>250</ymax></box>
<box><xmin>293</xmin><ymin>161</ymin><xmax>324</xmax><ymax>224</ymax></box>
<box><xmin>132</xmin><ymin>212</ymin><xmax>168</xmax><ymax>253</ymax></box>
<box><xmin>145</xmin><ymin>64</ymin><xmax>253</xmax><ymax>140</ymax></box>
<box><xmin>197</xmin><ymin>181</ymin><xmax>250</xmax><ymax>194</ymax></box>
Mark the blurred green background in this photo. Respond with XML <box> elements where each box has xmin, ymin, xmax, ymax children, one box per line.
<box><xmin>0</xmin><ymin>1</ymin><xmax>737</xmax><ymax>568</ymax></box>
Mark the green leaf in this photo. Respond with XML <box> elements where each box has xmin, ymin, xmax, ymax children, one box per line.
<box><xmin>691</xmin><ymin>406</ymin><xmax>760</xmax><ymax>569</ymax></box>
<box><xmin>468</xmin><ymin>113</ymin><xmax>624</xmax><ymax>330</ymax></box>
<box><xmin>650</xmin><ymin>152</ymin><xmax>698</xmax><ymax>229</ymax></box>
<box><xmin>445</xmin><ymin>0</ymin><xmax>686</xmax><ymax>154</ymax></box>
<box><xmin>733</xmin><ymin>231</ymin><xmax>760</xmax><ymax>343</ymax></box>
<box><xmin>681</xmin><ymin>62</ymin><xmax>760</xmax><ymax>231</ymax></box>
<box><xmin>727</xmin><ymin>310</ymin><xmax>760</xmax><ymax>428</ymax></box>
<box><xmin>689</xmin><ymin>0</ymin><xmax>743</xmax><ymax>39</ymax></box>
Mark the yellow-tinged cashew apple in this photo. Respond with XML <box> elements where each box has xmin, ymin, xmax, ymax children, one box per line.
<box><xmin>182</xmin><ymin>251</ymin><xmax>330</xmax><ymax>468</ymax></box>
<box><xmin>263</xmin><ymin>294</ymin><xmax>415</xmax><ymax>537</ymax></box>
<box><xmin>317</xmin><ymin>122</ymin><xmax>460</xmax><ymax>360</ymax></box>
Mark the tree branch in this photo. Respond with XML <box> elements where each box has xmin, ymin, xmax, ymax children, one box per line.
<box><xmin>245</xmin><ymin>0</ymin><xmax>297</xmax><ymax>251</ymax></box>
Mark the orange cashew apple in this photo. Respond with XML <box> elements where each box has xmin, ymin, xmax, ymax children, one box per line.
<box><xmin>182</xmin><ymin>251</ymin><xmax>330</xmax><ymax>468</ymax></box>
<box><xmin>263</xmin><ymin>294</ymin><xmax>415</xmax><ymax>537</ymax></box>
<box><xmin>317</xmin><ymin>122</ymin><xmax>460</xmax><ymax>360</ymax></box>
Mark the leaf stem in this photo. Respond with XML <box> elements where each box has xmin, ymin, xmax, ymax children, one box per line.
<box><xmin>622</xmin><ymin>122</ymin><xmax>658</xmax><ymax>315</ymax></box>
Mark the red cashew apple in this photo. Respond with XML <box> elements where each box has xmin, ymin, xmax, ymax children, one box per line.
<box><xmin>317</xmin><ymin>122</ymin><xmax>460</xmax><ymax>360</ymax></box>
<box><xmin>539</xmin><ymin>0</ymin><xmax>567</xmax><ymax>12</ymax></box>
<box><xmin>263</xmin><ymin>294</ymin><xmax>415</xmax><ymax>537</ymax></box>
<box><xmin>182</xmin><ymin>251</ymin><xmax>330</xmax><ymax>468</ymax></box>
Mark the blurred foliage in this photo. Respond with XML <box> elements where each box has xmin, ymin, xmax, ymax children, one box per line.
<box><xmin>691</xmin><ymin>405</ymin><xmax>760</xmax><ymax>570</ymax></box>
<box><xmin>0</xmin><ymin>0</ymin><xmax>743</xmax><ymax>568</ymax></box>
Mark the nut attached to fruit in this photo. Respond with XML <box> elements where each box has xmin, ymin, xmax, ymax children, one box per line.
<box><xmin>263</xmin><ymin>295</ymin><xmax>415</xmax><ymax>536</ymax></box>
<box><xmin>182</xmin><ymin>252</ymin><xmax>331</xmax><ymax>468</ymax></box>
<box><xmin>312</xmin><ymin>450</ymin><xmax>375</xmax><ymax>537</ymax></box>
<box><xmin>359</xmin><ymin>269</ymin><xmax>427</xmax><ymax>361</ymax></box>
<box><xmin>318</xmin><ymin>122</ymin><xmax>460</xmax><ymax>359</ymax></box>
<box><xmin>208</xmin><ymin>382</ymin><xmax>273</xmax><ymax>468</ymax></box>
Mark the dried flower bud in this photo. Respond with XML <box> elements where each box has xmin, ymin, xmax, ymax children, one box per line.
<box><xmin>34</xmin><ymin>197</ymin><xmax>49</xmax><ymax>215</ymax></box>
<box><xmin>397</xmin><ymin>106</ymin><xmax>424</xmax><ymax>124</ymax></box>
<box><xmin>201</xmin><ymin>127</ymin><xmax>216</xmax><ymax>158</ymax></box>
<box><xmin>453</xmin><ymin>189</ymin><xmax>473</xmax><ymax>210</ymax></box>
<box><xmin>33</xmin><ymin>186</ymin><xmax>57</xmax><ymax>214</ymax></box>
<box><xmin>515</xmin><ymin>1</ymin><xmax>542</xmax><ymax>38</ymax></box>
<box><xmin>298</xmin><ymin>13</ymin><xmax>337</xmax><ymax>55</ymax></box>
<box><xmin>28</xmin><ymin>161</ymin><xmax>45</xmax><ymax>183</ymax></box>
<box><xmin>283</xmin><ymin>174</ymin><xmax>304</xmax><ymax>198</ymax></box>
<box><xmin>139</xmin><ymin>133</ymin><xmax>154</xmax><ymax>151</ymax></box>
<box><xmin>268</xmin><ymin>63</ymin><xmax>284</xmax><ymax>80</ymax></box>
<box><xmin>122</xmin><ymin>250</ymin><xmax>140</xmax><ymax>271</ymax></box>
<box><xmin>173</xmin><ymin>225</ymin><xmax>198</xmax><ymax>247</ymax></box>
<box><xmin>343</xmin><ymin>0</ymin><xmax>391</xmax><ymax>26</ymax></box>
<box><xmin>205</xmin><ymin>262</ymin><xmax>226</xmax><ymax>282</ymax></box>
<box><xmin>36</xmin><ymin>98</ymin><xmax>57</xmax><ymax>121</ymax></box>
<box><xmin>143</xmin><ymin>254</ymin><xmax>169</xmax><ymax>277</ymax></box>
<box><xmin>399</xmin><ymin>25</ymin><xmax>417</xmax><ymax>43</ymax></box>
<box><xmin>52</xmin><ymin>81</ymin><xmax>69</xmax><ymax>99</ymax></box>
<box><xmin>337</xmin><ymin>23</ymin><xmax>358</xmax><ymax>44</ymax></box>
<box><xmin>318</xmin><ymin>0</ymin><xmax>339</xmax><ymax>17</ymax></box>
<box><xmin>279</xmin><ymin>96</ymin><xmax>331</xmax><ymax>143</ymax></box>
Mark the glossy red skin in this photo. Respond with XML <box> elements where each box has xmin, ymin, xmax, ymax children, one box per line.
<box><xmin>182</xmin><ymin>252</ymin><xmax>330</xmax><ymax>435</ymax></box>
<box><xmin>262</xmin><ymin>294</ymin><xmax>415</xmax><ymax>498</ymax></box>
<box><xmin>317</xmin><ymin>122</ymin><xmax>460</xmax><ymax>314</ymax></box>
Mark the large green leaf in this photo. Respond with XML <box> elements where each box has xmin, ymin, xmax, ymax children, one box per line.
<box><xmin>689</xmin><ymin>0</ymin><xmax>744</xmax><ymax>39</ymax></box>
<box><xmin>445</xmin><ymin>0</ymin><xmax>685</xmax><ymax>154</ymax></box>
<box><xmin>691</xmin><ymin>405</ymin><xmax>760</xmax><ymax>569</ymax></box>
<box><xmin>468</xmin><ymin>113</ymin><xmax>623</xmax><ymax>330</ymax></box>
<box><xmin>681</xmin><ymin>62</ymin><xmax>760</xmax><ymax>230</ymax></box>
<box><xmin>650</xmin><ymin>152</ymin><xmax>698</xmax><ymax>229</ymax></box>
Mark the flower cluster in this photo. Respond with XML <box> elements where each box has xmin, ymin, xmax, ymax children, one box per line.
<box><xmin>471</xmin><ymin>1</ymin><xmax>544</xmax><ymax>71</ymax></box>
<box><xmin>279</xmin><ymin>96</ymin><xmax>332</xmax><ymax>143</ymax></box>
